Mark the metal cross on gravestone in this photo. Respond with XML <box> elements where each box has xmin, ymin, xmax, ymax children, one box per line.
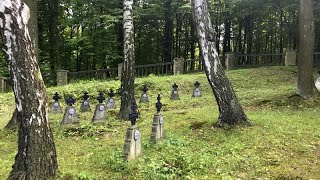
<box><xmin>156</xmin><ymin>94</ymin><xmax>162</xmax><ymax>113</ymax></box>
<box><xmin>53</xmin><ymin>92</ymin><xmax>61</xmax><ymax>102</ymax></box>
<box><xmin>142</xmin><ymin>85</ymin><xmax>148</xmax><ymax>93</ymax></box>
<box><xmin>129</xmin><ymin>101</ymin><xmax>139</xmax><ymax>126</ymax></box>
<box><xmin>66</xmin><ymin>96</ymin><xmax>76</xmax><ymax>106</ymax></box>
<box><xmin>97</xmin><ymin>91</ymin><xmax>105</xmax><ymax>103</ymax></box>
<box><xmin>108</xmin><ymin>89</ymin><xmax>115</xmax><ymax>98</ymax></box>
<box><xmin>172</xmin><ymin>83</ymin><xmax>178</xmax><ymax>91</ymax></box>
<box><xmin>83</xmin><ymin>92</ymin><xmax>89</xmax><ymax>101</ymax></box>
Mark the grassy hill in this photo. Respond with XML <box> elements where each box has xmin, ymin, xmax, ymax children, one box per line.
<box><xmin>0</xmin><ymin>66</ymin><xmax>320</xmax><ymax>179</ymax></box>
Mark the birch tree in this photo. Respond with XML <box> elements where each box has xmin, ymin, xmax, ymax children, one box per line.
<box><xmin>297</xmin><ymin>0</ymin><xmax>315</xmax><ymax>98</ymax></box>
<box><xmin>119</xmin><ymin>0</ymin><xmax>136</xmax><ymax>119</ymax></box>
<box><xmin>191</xmin><ymin>0</ymin><xmax>251</xmax><ymax>127</ymax></box>
<box><xmin>0</xmin><ymin>0</ymin><xmax>58</xmax><ymax>179</ymax></box>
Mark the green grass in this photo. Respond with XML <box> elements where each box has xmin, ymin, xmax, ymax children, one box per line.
<box><xmin>1</xmin><ymin>66</ymin><xmax>320</xmax><ymax>179</ymax></box>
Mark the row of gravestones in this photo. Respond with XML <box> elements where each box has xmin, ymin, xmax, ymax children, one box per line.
<box><xmin>50</xmin><ymin>81</ymin><xmax>202</xmax><ymax>160</ymax></box>
<box><xmin>51</xmin><ymin>81</ymin><xmax>202</xmax><ymax>124</ymax></box>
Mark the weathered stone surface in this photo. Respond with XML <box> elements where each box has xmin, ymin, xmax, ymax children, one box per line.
<box><xmin>192</xmin><ymin>88</ymin><xmax>201</xmax><ymax>97</ymax></box>
<box><xmin>173</xmin><ymin>58</ymin><xmax>184</xmax><ymax>75</ymax></box>
<box><xmin>80</xmin><ymin>100</ymin><xmax>91</xmax><ymax>112</ymax></box>
<box><xmin>106</xmin><ymin>98</ymin><xmax>116</xmax><ymax>109</ymax></box>
<box><xmin>225</xmin><ymin>53</ymin><xmax>235</xmax><ymax>70</ymax></box>
<box><xmin>170</xmin><ymin>90</ymin><xmax>180</xmax><ymax>100</ymax></box>
<box><xmin>285</xmin><ymin>50</ymin><xmax>297</xmax><ymax>66</ymax></box>
<box><xmin>139</xmin><ymin>92</ymin><xmax>149</xmax><ymax>103</ymax></box>
<box><xmin>123</xmin><ymin>125</ymin><xmax>142</xmax><ymax>160</ymax></box>
<box><xmin>51</xmin><ymin>101</ymin><xmax>63</xmax><ymax>113</ymax></box>
<box><xmin>92</xmin><ymin>103</ymin><xmax>107</xmax><ymax>123</ymax></box>
<box><xmin>61</xmin><ymin>106</ymin><xmax>79</xmax><ymax>125</ymax></box>
<box><xmin>56</xmin><ymin>70</ymin><xmax>68</xmax><ymax>86</ymax></box>
<box><xmin>150</xmin><ymin>113</ymin><xmax>165</xmax><ymax>144</ymax></box>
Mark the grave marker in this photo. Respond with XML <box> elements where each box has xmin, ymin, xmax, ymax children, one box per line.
<box><xmin>123</xmin><ymin>102</ymin><xmax>141</xmax><ymax>160</ymax></box>
<box><xmin>80</xmin><ymin>92</ymin><xmax>91</xmax><ymax>112</ymax></box>
<box><xmin>61</xmin><ymin>96</ymin><xmax>79</xmax><ymax>125</ymax></box>
<box><xmin>92</xmin><ymin>92</ymin><xmax>107</xmax><ymax>123</ymax></box>
<box><xmin>192</xmin><ymin>81</ymin><xmax>201</xmax><ymax>97</ymax></box>
<box><xmin>170</xmin><ymin>83</ymin><xmax>180</xmax><ymax>100</ymax></box>
<box><xmin>150</xmin><ymin>94</ymin><xmax>165</xmax><ymax>144</ymax></box>
<box><xmin>106</xmin><ymin>89</ymin><xmax>116</xmax><ymax>109</ymax></box>
<box><xmin>51</xmin><ymin>92</ymin><xmax>62</xmax><ymax>113</ymax></box>
<box><xmin>139</xmin><ymin>85</ymin><xmax>149</xmax><ymax>103</ymax></box>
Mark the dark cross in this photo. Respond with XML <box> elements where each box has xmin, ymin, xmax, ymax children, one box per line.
<box><xmin>142</xmin><ymin>85</ymin><xmax>148</xmax><ymax>93</ymax></box>
<box><xmin>156</xmin><ymin>94</ymin><xmax>162</xmax><ymax>113</ymax></box>
<box><xmin>108</xmin><ymin>89</ymin><xmax>115</xmax><ymax>98</ymax></box>
<box><xmin>172</xmin><ymin>83</ymin><xmax>178</xmax><ymax>91</ymax></box>
<box><xmin>66</xmin><ymin>96</ymin><xmax>76</xmax><ymax>106</ymax></box>
<box><xmin>97</xmin><ymin>92</ymin><xmax>105</xmax><ymax>103</ymax></box>
<box><xmin>53</xmin><ymin>92</ymin><xmax>61</xmax><ymax>101</ymax></box>
<box><xmin>129</xmin><ymin>101</ymin><xmax>138</xmax><ymax>126</ymax></box>
<box><xmin>83</xmin><ymin>92</ymin><xmax>89</xmax><ymax>101</ymax></box>
<box><xmin>194</xmin><ymin>81</ymin><xmax>200</xmax><ymax>88</ymax></box>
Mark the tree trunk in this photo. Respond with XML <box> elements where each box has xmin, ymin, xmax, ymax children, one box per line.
<box><xmin>191</xmin><ymin>0</ymin><xmax>250</xmax><ymax>127</ymax></box>
<box><xmin>0</xmin><ymin>1</ymin><xmax>58</xmax><ymax>179</ymax></box>
<box><xmin>297</xmin><ymin>0</ymin><xmax>315</xmax><ymax>98</ymax></box>
<box><xmin>119</xmin><ymin>0</ymin><xmax>136</xmax><ymax>119</ymax></box>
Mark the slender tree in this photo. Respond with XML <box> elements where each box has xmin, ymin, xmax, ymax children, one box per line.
<box><xmin>0</xmin><ymin>0</ymin><xmax>58</xmax><ymax>179</ymax></box>
<box><xmin>191</xmin><ymin>0</ymin><xmax>251</xmax><ymax>127</ymax></box>
<box><xmin>119</xmin><ymin>0</ymin><xmax>136</xmax><ymax>119</ymax></box>
<box><xmin>297</xmin><ymin>0</ymin><xmax>315</xmax><ymax>98</ymax></box>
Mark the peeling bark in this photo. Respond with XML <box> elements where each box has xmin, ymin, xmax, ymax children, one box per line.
<box><xmin>191</xmin><ymin>0</ymin><xmax>251</xmax><ymax>127</ymax></box>
<box><xmin>0</xmin><ymin>0</ymin><xmax>57</xmax><ymax>179</ymax></box>
<box><xmin>119</xmin><ymin>0</ymin><xmax>136</xmax><ymax>119</ymax></box>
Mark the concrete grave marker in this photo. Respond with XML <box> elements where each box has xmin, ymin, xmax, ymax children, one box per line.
<box><xmin>170</xmin><ymin>83</ymin><xmax>180</xmax><ymax>100</ymax></box>
<box><xmin>92</xmin><ymin>92</ymin><xmax>107</xmax><ymax>123</ymax></box>
<box><xmin>150</xmin><ymin>94</ymin><xmax>165</xmax><ymax>144</ymax></box>
<box><xmin>61</xmin><ymin>96</ymin><xmax>79</xmax><ymax>125</ymax></box>
<box><xmin>192</xmin><ymin>81</ymin><xmax>202</xmax><ymax>97</ymax></box>
<box><xmin>123</xmin><ymin>102</ymin><xmax>141</xmax><ymax>160</ymax></box>
<box><xmin>51</xmin><ymin>92</ymin><xmax>62</xmax><ymax>113</ymax></box>
<box><xmin>80</xmin><ymin>92</ymin><xmax>91</xmax><ymax>112</ymax></box>
<box><xmin>106</xmin><ymin>89</ymin><xmax>116</xmax><ymax>109</ymax></box>
<box><xmin>139</xmin><ymin>85</ymin><xmax>149</xmax><ymax>103</ymax></box>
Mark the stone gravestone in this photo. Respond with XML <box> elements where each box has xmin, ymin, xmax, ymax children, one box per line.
<box><xmin>170</xmin><ymin>83</ymin><xmax>180</xmax><ymax>100</ymax></box>
<box><xmin>150</xmin><ymin>94</ymin><xmax>165</xmax><ymax>144</ymax></box>
<box><xmin>92</xmin><ymin>92</ymin><xmax>107</xmax><ymax>123</ymax></box>
<box><xmin>106</xmin><ymin>89</ymin><xmax>116</xmax><ymax>109</ymax></box>
<box><xmin>51</xmin><ymin>92</ymin><xmax>63</xmax><ymax>113</ymax></box>
<box><xmin>61</xmin><ymin>96</ymin><xmax>79</xmax><ymax>125</ymax></box>
<box><xmin>80</xmin><ymin>92</ymin><xmax>91</xmax><ymax>112</ymax></box>
<box><xmin>123</xmin><ymin>102</ymin><xmax>141</xmax><ymax>160</ymax></box>
<box><xmin>192</xmin><ymin>81</ymin><xmax>201</xmax><ymax>97</ymax></box>
<box><xmin>139</xmin><ymin>85</ymin><xmax>149</xmax><ymax>103</ymax></box>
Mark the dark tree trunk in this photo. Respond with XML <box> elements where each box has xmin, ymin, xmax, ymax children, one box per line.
<box><xmin>297</xmin><ymin>0</ymin><xmax>315</xmax><ymax>98</ymax></box>
<box><xmin>119</xmin><ymin>0</ymin><xmax>136</xmax><ymax>119</ymax></box>
<box><xmin>191</xmin><ymin>0</ymin><xmax>250</xmax><ymax>127</ymax></box>
<box><xmin>222</xmin><ymin>0</ymin><xmax>231</xmax><ymax>55</ymax></box>
<box><xmin>0</xmin><ymin>0</ymin><xmax>58</xmax><ymax>179</ymax></box>
<box><xmin>190</xmin><ymin>15</ymin><xmax>196</xmax><ymax>70</ymax></box>
<box><xmin>47</xmin><ymin>0</ymin><xmax>60</xmax><ymax>70</ymax></box>
<box><xmin>163</xmin><ymin>0</ymin><xmax>173</xmax><ymax>62</ymax></box>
